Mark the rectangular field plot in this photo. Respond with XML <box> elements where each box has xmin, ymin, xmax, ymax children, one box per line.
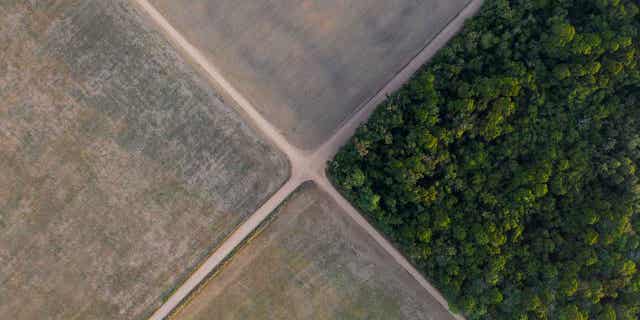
<box><xmin>174</xmin><ymin>182</ymin><xmax>455</xmax><ymax>320</ymax></box>
<box><xmin>0</xmin><ymin>1</ymin><xmax>288</xmax><ymax>319</ymax></box>
<box><xmin>148</xmin><ymin>0</ymin><xmax>471</xmax><ymax>149</ymax></box>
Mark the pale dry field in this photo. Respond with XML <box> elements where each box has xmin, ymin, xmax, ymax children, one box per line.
<box><xmin>173</xmin><ymin>183</ymin><xmax>456</xmax><ymax>320</ymax></box>
<box><xmin>0</xmin><ymin>1</ymin><xmax>288</xmax><ymax>319</ymax></box>
<box><xmin>148</xmin><ymin>0</ymin><xmax>471</xmax><ymax>149</ymax></box>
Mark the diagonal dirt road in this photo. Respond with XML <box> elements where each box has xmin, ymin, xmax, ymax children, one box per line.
<box><xmin>131</xmin><ymin>0</ymin><xmax>484</xmax><ymax>319</ymax></box>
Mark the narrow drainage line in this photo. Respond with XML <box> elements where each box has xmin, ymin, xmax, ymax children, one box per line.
<box><xmin>148</xmin><ymin>177</ymin><xmax>304</xmax><ymax>320</ymax></box>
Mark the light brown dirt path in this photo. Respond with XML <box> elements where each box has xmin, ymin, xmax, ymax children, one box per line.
<box><xmin>148</xmin><ymin>178</ymin><xmax>302</xmax><ymax>320</ymax></box>
<box><xmin>132</xmin><ymin>0</ymin><xmax>484</xmax><ymax>319</ymax></box>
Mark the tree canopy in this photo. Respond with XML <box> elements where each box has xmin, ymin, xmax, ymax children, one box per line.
<box><xmin>329</xmin><ymin>0</ymin><xmax>640</xmax><ymax>319</ymax></box>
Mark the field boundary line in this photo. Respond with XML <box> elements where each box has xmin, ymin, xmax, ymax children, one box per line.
<box><xmin>147</xmin><ymin>173</ymin><xmax>290</xmax><ymax>320</ymax></box>
<box><xmin>146</xmin><ymin>177</ymin><xmax>302</xmax><ymax>320</ymax></box>
<box><xmin>166</xmin><ymin>187</ymin><xmax>300</xmax><ymax>320</ymax></box>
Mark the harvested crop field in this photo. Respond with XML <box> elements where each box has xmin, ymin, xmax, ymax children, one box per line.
<box><xmin>147</xmin><ymin>0</ymin><xmax>471</xmax><ymax>149</ymax></box>
<box><xmin>173</xmin><ymin>182</ymin><xmax>455</xmax><ymax>320</ymax></box>
<box><xmin>0</xmin><ymin>1</ymin><xmax>288</xmax><ymax>319</ymax></box>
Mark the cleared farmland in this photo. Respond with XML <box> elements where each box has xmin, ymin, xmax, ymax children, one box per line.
<box><xmin>173</xmin><ymin>182</ymin><xmax>455</xmax><ymax>320</ymax></box>
<box><xmin>148</xmin><ymin>0</ymin><xmax>471</xmax><ymax>149</ymax></box>
<box><xmin>0</xmin><ymin>1</ymin><xmax>288</xmax><ymax>319</ymax></box>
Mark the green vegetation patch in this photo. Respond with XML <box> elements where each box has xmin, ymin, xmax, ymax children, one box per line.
<box><xmin>330</xmin><ymin>1</ymin><xmax>640</xmax><ymax>319</ymax></box>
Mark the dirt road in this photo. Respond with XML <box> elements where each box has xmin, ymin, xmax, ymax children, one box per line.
<box><xmin>131</xmin><ymin>0</ymin><xmax>484</xmax><ymax>319</ymax></box>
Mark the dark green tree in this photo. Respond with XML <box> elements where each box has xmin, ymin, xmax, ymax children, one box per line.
<box><xmin>330</xmin><ymin>0</ymin><xmax>640</xmax><ymax>319</ymax></box>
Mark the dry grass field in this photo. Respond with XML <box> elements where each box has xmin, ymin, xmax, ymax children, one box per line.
<box><xmin>148</xmin><ymin>0</ymin><xmax>471</xmax><ymax>149</ymax></box>
<box><xmin>0</xmin><ymin>1</ymin><xmax>288</xmax><ymax>319</ymax></box>
<box><xmin>173</xmin><ymin>182</ymin><xmax>455</xmax><ymax>320</ymax></box>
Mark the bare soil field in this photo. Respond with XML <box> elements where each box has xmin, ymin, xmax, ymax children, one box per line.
<box><xmin>147</xmin><ymin>0</ymin><xmax>471</xmax><ymax>149</ymax></box>
<box><xmin>0</xmin><ymin>1</ymin><xmax>288</xmax><ymax>319</ymax></box>
<box><xmin>173</xmin><ymin>182</ymin><xmax>455</xmax><ymax>320</ymax></box>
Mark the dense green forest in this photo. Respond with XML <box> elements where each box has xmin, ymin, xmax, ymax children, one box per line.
<box><xmin>329</xmin><ymin>0</ymin><xmax>640</xmax><ymax>319</ymax></box>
